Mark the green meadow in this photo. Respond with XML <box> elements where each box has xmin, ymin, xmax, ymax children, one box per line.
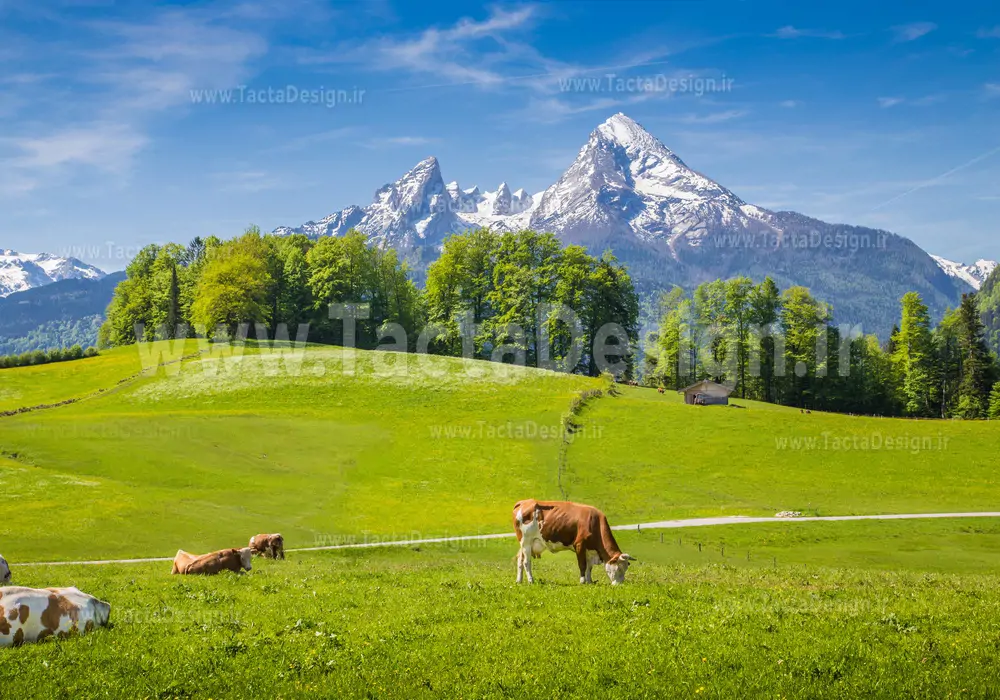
<box><xmin>1</xmin><ymin>344</ymin><xmax>999</xmax><ymax>697</ymax></box>
<box><xmin>8</xmin><ymin>530</ymin><xmax>1000</xmax><ymax>699</ymax></box>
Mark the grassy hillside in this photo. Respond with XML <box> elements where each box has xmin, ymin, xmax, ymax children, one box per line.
<box><xmin>564</xmin><ymin>387</ymin><xmax>998</xmax><ymax>521</ymax></box>
<box><xmin>8</xmin><ymin>531</ymin><xmax>1000</xmax><ymax>698</ymax></box>
<box><xmin>0</xmin><ymin>345</ymin><xmax>596</xmax><ymax>561</ymax></box>
<box><xmin>2</xmin><ymin>343</ymin><xmax>998</xmax><ymax>561</ymax></box>
<box><xmin>0</xmin><ymin>344</ymin><xmax>148</xmax><ymax>412</ymax></box>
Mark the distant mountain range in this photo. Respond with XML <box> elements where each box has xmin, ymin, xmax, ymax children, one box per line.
<box><xmin>0</xmin><ymin>272</ymin><xmax>124</xmax><ymax>355</ymax></box>
<box><xmin>275</xmin><ymin>112</ymin><xmax>991</xmax><ymax>336</ymax></box>
<box><xmin>0</xmin><ymin>249</ymin><xmax>105</xmax><ymax>297</ymax></box>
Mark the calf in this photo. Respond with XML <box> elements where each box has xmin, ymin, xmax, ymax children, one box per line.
<box><xmin>512</xmin><ymin>500</ymin><xmax>636</xmax><ymax>585</ymax></box>
<box><xmin>0</xmin><ymin>555</ymin><xmax>9</xmax><ymax>584</ymax></box>
<box><xmin>171</xmin><ymin>548</ymin><xmax>253</xmax><ymax>575</ymax></box>
<box><xmin>0</xmin><ymin>586</ymin><xmax>111</xmax><ymax>647</ymax></box>
<box><xmin>248</xmin><ymin>533</ymin><xmax>285</xmax><ymax>560</ymax></box>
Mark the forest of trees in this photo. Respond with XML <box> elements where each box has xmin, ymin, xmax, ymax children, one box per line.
<box><xmin>100</xmin><ymin>227</ymin><xmax>640</xmax><ymax>378</ymax></box>
<box><xmin>643</xmin><ymin>276</ymin><xmax>1000</xmax><ymax>419</ymax></box>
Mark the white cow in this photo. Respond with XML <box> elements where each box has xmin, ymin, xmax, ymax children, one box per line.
<box><xmin>0</xmin><ymin>586</ymin><xmax>111</xmax><ymax>647</ymax></box>
<box><xmin>0</xmin><ymin>555</ymin><xmax>9</xmax><ymax>584</ymax></box>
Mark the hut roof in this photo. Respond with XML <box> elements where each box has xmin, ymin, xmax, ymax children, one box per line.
<box><xmin>678</xmin><ymin>379</ymin><xmax>734</xmax><ymax>396</ymax></box>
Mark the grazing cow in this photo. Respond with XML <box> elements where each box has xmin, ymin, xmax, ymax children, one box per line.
<box><xmin>512</xmin><ymin>500</ymin><xmax>637</xmax><ymax>585</ymax></box>
<box><xmin>0</xmin><ymin>555</ymin><xmax>10</xmax><ymax>584</ymax></box>
<box><xmin>171</xmin><ymin>548</ymin><xmax>253</xmax><ymax>575</ymax></box>
<box><xmin>248</xmin><ymin>533</ymin><xmax>285</xmax><ymax>560</ymax></box>
<box><xmin>0</xmin><ymin>586</ymin><xmax>111</xmax><ymax>647</ymax></box>
<box><xmin>657</xmin><ymin>387</ymin><xmax>665</xmax><ymax>394</ymax></box>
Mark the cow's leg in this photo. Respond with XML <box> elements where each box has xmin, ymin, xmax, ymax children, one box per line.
<box><xmin>516</xmin><ymin>548</ymin><xmax>525</xmax><ymax>583</ymax></box>
<box><xmin>521</xmin><ymin>545</ymin><xmax>536</xmax><ymax>584</ymax></box>
<box><xmin>576</xmin><ymin>547</ymin><xmax>588</xmax><ymax>585</ymax></box>
<box><xmin>584</xmin><ymin>551</ymin><xmax>597</xmax><ymax>584</ymax></box>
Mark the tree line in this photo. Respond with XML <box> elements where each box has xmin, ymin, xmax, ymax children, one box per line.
<box><xmin>100</xmin><ymin>227</ymin><xmax>640</xmax><ymax>378</ymax></box>
<box><xmin>644</xmin><ymin>277</ymin><xmax>1000</xmax><ymax>419</ymax></box>
<box><xmin>0</xmin><ymin>344</ymin><xmax>99</xmax><ymax>370</ymax></box>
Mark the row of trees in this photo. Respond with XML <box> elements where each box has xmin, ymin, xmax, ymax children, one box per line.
<box><xmin>424</xmin><ymin>229</ymin><xmax>639</xmax><ymax>375</ymax></box>
<box><xmin>100</xmin><ymin>227</ymin><xmax>640</xmax><ymax>377</ymax></box>
<box><xmin>0</xmin><ymin>344</ymin><xmax>98</xmax><ymax>370</ymax></box>
<box><xmin>100</xmin><ymin>227</ymin><xmax>424</xmax><ymax>350</ymax></box>
<box><xmin>643</xmin><ymin>277</ymin><xmax>1000</xmax><ymax>419</ymax></box>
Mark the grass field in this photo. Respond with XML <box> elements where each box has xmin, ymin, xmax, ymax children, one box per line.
<box><xmin>7</xmin><ymin>526</ymin><xmax>1000</xmax><ymax>698</ymax></box>
<box><xmin>2</xmin><ymin>343</ymin><xmax>1000</xmax><ymax>697</ymax></box>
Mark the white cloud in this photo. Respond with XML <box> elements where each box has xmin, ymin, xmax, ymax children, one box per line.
<box><xmin>891</xmin><ymin>22</ymin><xmax>937</xmax><ymax>42</ymax></box>
<box><xmin>878</xmin><ymin>97</ymin><xmax>904</xmax><ymax>108</ymax></box>
<box><xmin>676</xmin><ymin>109</ymin><xmax>747</xmax><ymax>124</ymax></box>
<box><xmin>780</xmin><ymin>100</ymin><xmax>800</xmax><ymax>108</ymax></box>
<box><xmin>372</xmin><ymin>136</ymin><xmax>436</xmax><ymax>146</ymax></box>
<box><xmin>7</xmin><ymin>123</ymin><xmax>147</xmax><ymax>172</ymax></box>
<box><xmin>984</xmin><ymin>83</ymin><xmax>1000</xmax><ymax>98</ymax></box>
<box><xmin>976</xmin><ymin>26</ymin><xmax>1000</xmax><ymax>39</ymax></box>
<box><xmin>770</xmin><ymin>26</ymin><xmax>845</xmax><ymax>40</ymax></box>
<box><xmin>306</xmin><ymin>6</ymin><xmax>539</xmax><ymax>90</ymax></box>
<box><xmin>1</xmin><ymin>5</ymin><xmax>268</xmax><ymax>195</ymax></box>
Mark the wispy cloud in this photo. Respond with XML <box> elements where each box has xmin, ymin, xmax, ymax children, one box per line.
<box><xmin>769</xmin><ymin>26</ymin><xmax>845</xmax><ymax>40</ymax></box>
<box><xmin>676</xmin><ymin>109</ymin><xmax>747</xmax><ymax>124</ymax></box>
<box><xmin>891</xmin><ymin>22</ymin><xmax>937</xmax><ymax>43</ymax></box>
<box><xmin>779</xmin><ymin>100</ymin><xmax>800</xmax><ymax>108</ymax></box>
<box><xmin>1</xmin><ymin>4</ymin><xmax>268</xmax><ymax>196</ymax></box>
<box><xmin>303</xmin><ymin>6</ymin><xmax>539</xmax><ymax>90</ymax></box>
<box><xmin>365</xmin><ymin>136</ymin><xmax>439</xmax><ymax>148</ymax></box>
<box><xmin>4</xmin><ymin>122</ymin><xmax>147</xmax><ymax>172</ymax></box>
<box><xmin>975</xmin><ymin>26</ymin><xmax>1000</xmax><ymax>39</ymax></box>
<box><xmin>984</xmin><ymin>83</ymin><xmax>1000</xmax><ymax>98</ymax></box>
<box><xmin>300</xmin><ymin>6</ymin><xmax>705</xmax><ymax>124</ymax></box>
<box><xmin>263</xmin><ymin>127</ymin><xmax>359</xmax><ymax>154</ymax></box>
<box><xmin>213</xmin><ymin>169</ymin><xmax>286</xmax><ymax>193</ymax></box>
<box><xmin>878</xmin><ymin>93</ymin><xmax>948</xmax><ymax>108</ymax></box>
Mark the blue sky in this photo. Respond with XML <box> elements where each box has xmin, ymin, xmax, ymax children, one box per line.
<box><xmin>1</xmin><ymin>0</ymin><xmax>998</xmax><ymax>270</ymax></box>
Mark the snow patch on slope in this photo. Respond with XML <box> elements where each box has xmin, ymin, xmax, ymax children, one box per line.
<box><xmin>931</xmin><ymin>255</ymin><xmax>998</xmax><ymax>290</ymax></box>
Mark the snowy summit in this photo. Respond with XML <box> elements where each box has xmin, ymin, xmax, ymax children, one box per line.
<box><xmin>0</xmin><ymin>249</ymin><xmax>106</xmax><ymax>298</ymax></box>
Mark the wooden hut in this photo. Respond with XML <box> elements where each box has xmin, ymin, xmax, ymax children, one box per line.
<box><xmin>679</xmin><ymin>379</ymin><xmax>733</xmax><ymax>406</ymax></box>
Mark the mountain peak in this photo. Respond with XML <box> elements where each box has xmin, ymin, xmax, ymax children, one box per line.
<box><xmin>595</xmin><ymin>113</ymin><xmax>668</xmax><ymax>154</ymax></box>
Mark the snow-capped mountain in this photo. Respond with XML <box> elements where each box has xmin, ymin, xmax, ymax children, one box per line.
<box><xmin>274</xmin><ymin>156</ymin><xmax>537</xmax><ymax>248</ymax></box>
<box><xmin>275</xmin><ymin>112</ymin><xmax>971</xmax><ymax>334</ymax></box>
<box><xmin>529</xmin><ymin>113</ymin><xmax>774</xmax><ymax>252</ymax></box>
<box><xmin>0</xmin><ymin>250</ymin><xmax>106</xmax><ymax>298</ymax></box>
<box><xmin>930</xmin><ymin>255</ymin><xmax>997</xmax><ymax>291</ymax></box>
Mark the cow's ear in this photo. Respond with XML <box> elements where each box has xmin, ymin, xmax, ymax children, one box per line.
<box><xmin>621</xmin><ymin>554</ymin><xmax>638</xmax><ymax>563</ymax></box>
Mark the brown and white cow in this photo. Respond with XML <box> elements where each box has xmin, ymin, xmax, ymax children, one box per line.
<box><xmin>0</xmin><ymin>555</ymin><xmax>10</xmax><ymax>584</ymax></box>
<box><xmin>0</xmin><ymin>586</ymin><xmax>111</xmax><ymax>647</ymax></box>
<box><xmin>171</xmin><ymin>547</ymin><xmax>253</xmax><ymax>575</ymax></box>
<box><xmin>512</xmin><ymin>500</ymin><xmax>637</xmax><ymax>585</ymax></box>
<box><xmin>248</xmin><ymin>533</ymin><xmax>285</xmax><ymax>560</ymax></box>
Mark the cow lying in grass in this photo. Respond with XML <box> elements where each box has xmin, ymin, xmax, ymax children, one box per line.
<box><xmin>512</xmin><ymin>500</ymin><xmax>637</xmax><ymax>585</ymax></box>
<box><xmin>171</xmin><ymin>548</ymin><xmax>253</xmax><ymax>575</ymax></box>
<box><xmin>248</xmin><ymin>533</ymin><xmax>285</xmax><ymax>560</ymax></box>
<box><xmin>0</xmin><ymin>586</ymin><xmax>111</xmax><ymax>647</ymax></box>
<box><xmin>0</xmin><ymin>555</ymin><xmax>9</xmax><ymax>584</ymax></box>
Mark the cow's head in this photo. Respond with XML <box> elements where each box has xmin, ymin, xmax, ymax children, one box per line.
<box><xmin>238</xmin><ymin>547</ymin><xmax>253</xmax><ymax>571</ymax></box>
<box><xmin>91</xmin><ymin>597</ymin><xmax>112</xmax><ymax>626</ymax></box>
<box><xmin>605</xmin><ymin>553</ymin><xmax>636</xmax><ymax>585</ymax></box>
<box><xmin>0</xmin><ymin>554</ymin><xmax>10</xmax><ymax>584</ymax></box>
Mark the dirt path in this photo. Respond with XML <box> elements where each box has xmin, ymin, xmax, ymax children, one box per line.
<box><xmin>16</xmin><ymin>511</ymin><xmax>1000</xmax><ymax>567</ymax></box>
